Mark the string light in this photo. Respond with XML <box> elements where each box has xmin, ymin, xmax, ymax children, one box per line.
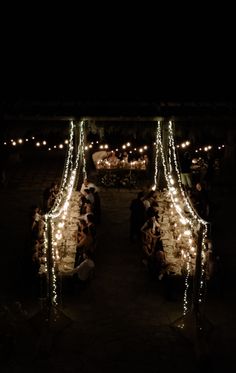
<box><xmin>153</xmin><ymin>124</ymin><xmax>159</xmax><ymax>190</ymax></box>
<box><xmin>154</xmin><ymin>121</ymin><xmax>210</xmax><ymax>315</ymax></box>
<box><xmin>42</xmin><ymin>120</ymin><xmax>87</xmax><ymax>308</ymax></box>
<box><xmin>49</xmin><ymin>121</ymin><xmax>75</xmax><ymax>215</ymax></box>
<box><xmin>168</xmin><ymin>121</ymin><xmax>209</xmax><ymax>310</ymax></box>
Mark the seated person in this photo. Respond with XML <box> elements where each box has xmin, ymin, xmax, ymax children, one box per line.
<box><xmin>108</xmin><ymin>151</ymin><xmax>119</xmax><ymax>166</ymax></box>
<box><xmin>80</xmin><ymin>201</ymin><xmax>94</xmax><ymax>223</ymax></box>
<box><xmin>141</xmin><ymin>220</ymin><xmax>159</xmax><ymax>265</ymax></box>
<box><xmin>83</xmin><ymin>188</ymin><xmax>95</xmax><ymax>204</ymax></box>
<box><xmin>144</xmin><ymin>154</ymin><xmax>149</xmax><ymax>167</ymax></box>
<box><xmin>191</xmin><ymin>182</ymin><xmax>210</xmax><ymax>219</ymax></box>
<box><xmin>80</xmin><ymin>178</ymin><xmax>99</xmax><ymax>196</ymax></box>
<box><xmin>75</xmin><ymin>225</ymin><xmax>95</xmax><ymax>267</ymax></box>
<box><xmin>73</xmin><ymin>250</ymin><xmax>95</xmax><ymax>281</ymax></box>
<box><xmin>61</xmin><ymin>251</ymin><xmax>95</xmax><ymax>288</ymax></box>
<box><xmin>155</xmin><ymin>247</ymin><xmax>168</xmax><ymax>280</ymax></box>
<box><xmin>141</xmin><ymin>211</ymin><xmax>160</xmax><ymax>236</ymax></box>
<box><xmin>122</xmin><ymin>152</ymin><xmax>129</xmax><ymax>163</ymax></box>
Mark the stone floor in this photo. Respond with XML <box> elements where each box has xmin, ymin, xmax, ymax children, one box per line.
<box><xmin>0</xmin><ymin>151</ymin><xmax>236</xmax><ymax>372</ymax></box>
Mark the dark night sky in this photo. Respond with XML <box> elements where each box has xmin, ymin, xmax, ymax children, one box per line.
<box><xmin>1</xmin><ymin>11</ymin><xmax>235</xmax><ymax>104</ymax></box>
<box><xmin>2</xmin><ymin>50</ymin><xmax>235</xmax><ymax>104</ymax></box>
<box><xmin>2</xmin><ymin>61</ymin><xmax>234</xmax><ymax>103</ymax></box>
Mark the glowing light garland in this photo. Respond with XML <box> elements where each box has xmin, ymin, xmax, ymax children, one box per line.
<box><xmin>168</xmin><ymin>121</ymin><xmax>209</xmax><ymax>304</ymax></box>
<box><xmin>168</xmin><ymin>122</ymin><xmax>208</xmax><ymax>225</ymax></box>
<box><xmin>80</xmin><ymin>121</ymin><xmax>87</xmax><ymax>180</ymax></box>
<box><xmin>153</xmin><ymin>125</ymin><xmax>159</xmax><ymax>190</ymax></box>
<box><xmin>155</xmin><ymin>121</ymin><xmax>209</xmax><ymax>315</ymax></box>
<box><xmin>155</xmin><ymin>122</ymin><xmax>192</xmax><ymax>314</ymax></box>
<box><xmin>43</xmin><ymin>120</ymin><xmax>87</xmax><ymax>307</ymax></box>
<box><xmin>49</xmin><ymin>121</ymin><xmax>75</xmax><ymax>215</ymax></box>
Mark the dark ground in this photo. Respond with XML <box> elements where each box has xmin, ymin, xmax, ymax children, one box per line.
<box><xmin>0</xmin><ymin>149</ymin><xmax>236</xmax><ymax>372</ymax></box>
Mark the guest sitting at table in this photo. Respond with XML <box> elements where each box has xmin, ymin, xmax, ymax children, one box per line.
<box><xmin>155</xmin><ymin>246</ymin><xmax>168</xmax><ymax>280</ymax></box>
<box><xmin>74</xmin><ymin>250</ymin><xmax>95</xmax><ymax>280</ymax></box>
<box><xmin>191</xmin><ymin>182</ymin><xmax>210</xmax><ymax>219</ymax></box>
<box><xmin>144</xmin><ymin>154</ymin><xmax>149</xmax><ymax>167</ymax></box>
<box><xmin>80</xmin><ymin>178</ymin><xmax>99</xmax><ymax>196</ymax></box>
<box><xmin>90</xmin><ymin>187</ymin><xmax>101</xmax><ymax>224</ymax></box>
<box><xmin>62</xmin><ymin>250</ymin><xmax>95</xmax><ymax>290</ymax></box>
<box><xmin>83</xmin><ymin>188</ymin><xmax>95</xmax><ymax>204</ymax></box>
<box><xmin>87</xmin><ymin>213</ymin><xmax>97</xmax><ymax>243</ymax></box>
<box><xmin>122</xmin><ymin>152</ymin><xmax>129</xmax><ymax>163</ymax></box>
<box><xmin>75</xmin><ymin>225</ymin><xmax>94</xmax><ymax>267</ymax></box>
<box><xmin>80</xmin><ymin>200</ymin><xmax>94</xmax><ymax>223</ymax></box>
<box><xmin>108</xmin><ymin>151</ymin><xmax>119</xmax><ymax>167</ymax></box>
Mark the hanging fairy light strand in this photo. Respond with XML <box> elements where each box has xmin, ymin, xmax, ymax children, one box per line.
<box><xmin>74</xmin><ymin>120</ymin><xmax>86</xmax><ymax>189</ymax></box>
<box><xmin>80</xmin><ymin>121</ymin><xmax>87</xmax><ymax>180</ymax></box>
<box><xmin>152</xmin><ymin>125</ymin><xmax>159</xmax><ymax>190</ymax></box>
<box><xmin>49</xmin><ymin>122</ymin><xmax>84</xmax><ymax>220</ymax></box>
<box><xmin>156</xmin><ymin>121</ymin><xmax>192</xmax><ymax>314</ymax></box>
<box><xmin>49</xmin><ymin>121</ymin><xmax>75</xmax><ymax>216</ymax></box>
<box><xmin>43</xmin><ymin>120</ymin><xmax>87</xmax><ymax>307</ymax></box>
<box><xmin>168</xmin><ymin>121</ymin><xmax>209</xmax><ymax>304</ymax></box>
<box><xmin>168</xmin><ymin>121</ymin><xmax>208</xmax><ymax>225</ymax></box>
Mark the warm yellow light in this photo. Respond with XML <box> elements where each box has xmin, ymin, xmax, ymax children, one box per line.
<box><xmin>36</xmin><ymin>142</ymin><xmax>40</xmax><ymax>147</ymax></box>
<box><xmin>12</xmin><ymin>141</ymin><xmax>16</xmax><ymax>146</ymax></box>
<box><xmin>18</xmin><ymin>139</ymin><xmax>23</xmax><ymax>144</ymax></box>
<box><xmin>43</xmin><ymin>141</ymin><xmax>47</xmax><ymax>145</ymax></box>
<box><xmin>126</xmin><ymin>142</ymin><xmax>131</xmax><ymax>146</ymax></box>
<box><xmin>184</xmin><ymin>230</ymin><xmax>191</xmax><ymax>236</ymax></box>
<box><xmin>59</xmin><ymin>144</ymin><xmax>63</xmax><ymax>149</ymax></box>
<box><xmin>64</xmin><ymin>139</ymin><xmax>69</xmax><ymax>144</ymax></box>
